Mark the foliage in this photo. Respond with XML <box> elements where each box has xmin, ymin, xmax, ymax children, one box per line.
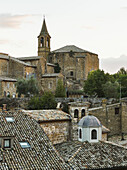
<box><xmin>16</xmin><ymin>77</ymin><xmax>39</xmax><ymax>97</ymax></box>
<box><xmin>102</xmin><ymin>81</ymin><xmax>119</xmax><ymax>98</ymax></box>
<box><xmin>55</xmin><ymin>79</ymin><xmax>66</xmax><ymax>97</ymax></box>
<box><xmin>84</xmin><ymin>69</ymin><xmax>108</xmax><ymax>97</ymax></box>
<box><xmin>28</xmin><ymin>92</ymin><xmax>57</xmax><ymax>110</ymax></box>
<box><xmin>54</xmin><ymin>63</ymin><xmax>61</xmax><ymax>73</ymax></box>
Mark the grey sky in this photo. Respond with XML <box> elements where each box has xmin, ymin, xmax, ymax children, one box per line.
<box><xmin>0</xmin><ymin>0</ymin><xmax>127</xmax><ymax>73</ymax></box>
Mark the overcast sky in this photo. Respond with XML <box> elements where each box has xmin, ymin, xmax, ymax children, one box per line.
<box><xmin>0</xmin><ymin>0</ymin><xmax>127</xmax><ymax>73</ymax></box>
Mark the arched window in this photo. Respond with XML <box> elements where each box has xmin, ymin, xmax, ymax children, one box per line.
<box><xmin>74</xmin><ymin>109</ymin><xmax>79</xmax><ymax>118</ymax></box>
<box><xmin>41</xmin><ymin>37</ymin><xmax>44</xmax><ymax>47</ymax></box>
<box><xmin>81</xmin><ymin>109</ymin><xmax>85</xmax><ymax>117</ymax></box>
<box><xmin>46</xmin><ymin>37</ymin><xmax>49</xmax><ymax>47</ymax></box>
<box><xmin>79</xmin><ymin>129</ymin><xmax>82</xmax><ymax>139</ymax></box>
<box><xmin>91</xmin><ymin>129</ymin><xmax>97</xmax><ymax>139</ymax></box>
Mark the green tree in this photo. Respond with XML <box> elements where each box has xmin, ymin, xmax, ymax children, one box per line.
<box><xmin>28</xmin><ymin>91</ymin><xmax>57</xmax><ymax>110</ymax></box>
<box><xmin>54</xmin><ymin>63</ymin><xmax>61</xmax><ymax>73</ymax></box>
<box><xmin>102</xmin><ymin>81</ymin><xmax>119</xmax><ymax>98</ymax></box>
<box><xmin>55</xmin><ymin>79</ymin><xmax>66</xmax><ymax>97</ymax></box>
<box><xmin>16</xmin><ymin>77</ymin><xmax>39</xmax><ymax>97</ymax></box>
<box><xmin>84</xmin><ymin>69</ymin><xmax>108</xmax><ymax>97</ymax></box>
<box><xmin>117</xmin><ymin>74</ymin><xmax>127</xmax><ymax>98</ymax></box>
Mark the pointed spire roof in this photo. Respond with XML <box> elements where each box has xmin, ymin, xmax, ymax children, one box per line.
<box><xmin>39</xmin><ymin>17</ymin><xmax>51</xmax><ymax>37</ymax></box>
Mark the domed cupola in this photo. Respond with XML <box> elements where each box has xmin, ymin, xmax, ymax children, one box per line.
<box><xmin>78</xmin><ymin>115</ymin><xmax>102</xmax><ymax>143</ymax></box>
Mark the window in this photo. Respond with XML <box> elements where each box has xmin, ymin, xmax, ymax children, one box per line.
<box><xmin>79</xmin><ymin>129</ymin><xmax>82</xmax><ymax>139</ymax></box>
<box><xmin>70</xmin><ymin>71</ymin><xmax>73</xmax><ymax>76</ymax></box>
<box><xmin>47</xmin><ymin>37</ymin><xmax>49</xmax><ymax>47</ymax></box>
<box><xmin>115</xmin><ymin>108</ymin><xmax>119</xmax><ymax>115</ymax></box>
<box><xmin>4</xmin><ymin>139</ymin><xmax>11</xmax><ymax>148</ymax></box>
<box><xmin>6</xmin><ymin>117</ymin><xmax>14</xmax><ymax>122</ymax></box>
<box><xmin>91</xmin><ymin>129</ymin><xmax>97</xmax><ymax>139</ymax></box>
<box><xmin>81</xmin><ymin>109</ymin><xmax>85</xmax><ymax>118</ymax></box>
<box><xmin>49</xmin><ymin>82</ymin><xmax>52</xmax><ymax>89</ymax></box>
<box><xmin>19</xmin><ymin>142</ymin><xmax>31</xmax><ymax>148</ymax></box>
<box><xmin>41</xmin><ymin>37</ymin><xmax>44</xmax><ymax>47</ymax></box>
<box><xmin>74</xmin><ymin>109</ymin><xmax>79</xmax><ymax>118</ymax></box>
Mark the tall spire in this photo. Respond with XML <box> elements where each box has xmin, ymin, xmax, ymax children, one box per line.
<box><xmin>39</xmin><ymin>17</ymin><xmax>50</xmax><ymax>37</ymax></box>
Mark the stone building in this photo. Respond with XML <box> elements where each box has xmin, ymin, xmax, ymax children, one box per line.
<box><xmin>0</xmin><ymin>77</ymin><xmax>17</xmax><ymax>98</ymax></box>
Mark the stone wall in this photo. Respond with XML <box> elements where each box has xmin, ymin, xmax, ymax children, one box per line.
<box><xmin>89</xmin><ymin>103</ymin><xmax>121</xmax><ymax>136</ymax></box>
<box><xmin>8</xmin><ymin>58</ymin><xmax>24</xmax><ymax>78</ymax></box>
<box><xmin>41</xmin><ymin>75</ymin><xmax>63</xmax><ymax>93</ymax></box>
<box><xmin>51</xmin><ymin>52</ymin><xmax>99</xmax><ymax>82</ymax></box>
<box><xmin>0</xmin><ymin>59</ymin><xmax>8</xmax><ymax>76</ymax></box>
<box><xmin>40</xmin><ymin>120</ymin><xmax>71</xmax><ymax>144</ymax></box>
<box><xmin>47</xmin><ymin>65</ymin><xmax>54</xmax><ymax>74</ymax></box>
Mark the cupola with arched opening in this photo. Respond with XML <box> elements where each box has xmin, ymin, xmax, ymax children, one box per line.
<box><xmin>78</xmin><ymin>115</ymin><xmax>102</xmax><ymax>143</ymax></box>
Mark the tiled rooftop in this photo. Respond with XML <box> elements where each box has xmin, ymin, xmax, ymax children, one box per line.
<box><xmin>55</xmin><ymin>141</ymin><xmax>127</xmax><ymax>169</ymax></box>
<box><xmin>22</xmin><ymin>109</ymin><xmax>71</xmax><ymax>122</ymax></box>
<box><xmin>52</xmin><ymin>45</ymin><xmax>96</xmax><ymax>54</ymax></box>
<box><xmin>0</xmin><ymin>111</ymin><xmax>70</xmax><ymax>169</ymax></box>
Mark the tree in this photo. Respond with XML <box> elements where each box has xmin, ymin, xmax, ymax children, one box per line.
<box><xmin>102</xmin><ymin>81</ymin><xmax>119</xmax><ymax>98</ymax></box>
<box><xmin>28</xmin><ymin>91</ymin><xmax>57</xmax><ymax>110</ymax></box>
<box><xmin>84</xmin><ymin>69</ymin><xmax>108</xmax><ymax>97</ymax></box>
<box><xmin>54</xmin><ymin>63</ymin><xmax>61</xmax><ymax>73</ymax></box>
<box><xmin>55</xmin><ymin>79</ymin><xmax>66</xmax><ymax>97</ymax></box>
<box><xmin>16</xmin><ymin>77</ymin><xmax>39</xmax><ymax>97</ymax></box>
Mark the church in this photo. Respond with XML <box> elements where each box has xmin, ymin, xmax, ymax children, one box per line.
<box><xmin>0</xmin><ymin>18</ymin><xmax>99</xmax><ymax>97</ymax></box>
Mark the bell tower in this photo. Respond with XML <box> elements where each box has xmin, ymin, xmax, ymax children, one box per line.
<box><xmin>38</xmin><ymin>17</ymin><xmax>51</xmax><ymax>60</ymax></box>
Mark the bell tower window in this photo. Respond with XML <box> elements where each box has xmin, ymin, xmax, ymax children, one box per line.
<box><xmin>41</xmin><ymin>37</ymin><xmax>44</xmax><ymax>47</ymax></box>
<box><xmin>81</xmin><ymin>109</ymin><xmax>85</xmax><ymax>118</ymax></box>
<box><xmin>74</xmin><ymin>109</ymin><xmax>79</xmax><ymax>118</ymax></box>
<box><xmin>46</xmin><ymin>37</ymin><xmax>49</xmax><ymax>47</ymax></box>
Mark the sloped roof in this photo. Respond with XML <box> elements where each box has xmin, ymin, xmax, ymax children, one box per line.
<box><xmin>22</xmin><ymin>109</ymin><xmax>71</xmax><ymax>122</ymax></box>
<box><xmin>55</xmin><ymin>141</ymin><xmax>127</xmax><ymax>169</ymax></box>
<box><xmin>0</xmin><ymin>111</ymin><xmax>70</xmax><ymax>169</ymax></box>
<box><xmin>52</xmin><ymin>45</ymin><xmax>96</xmax><ymax>54</ymax></box>
<box><xmin>18</xmin><ymin>56</ymin><xmax>42</xmax><ymax>61</ymax></box>
<box><xmin>78</xmin><ymin>115</ymin><xmax>102</xmax><ymax>127</ymax></box>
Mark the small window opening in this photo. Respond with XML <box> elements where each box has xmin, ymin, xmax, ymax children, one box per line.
<box><xmin>115</xmin><ymin>108</ymin><xmax>119</xmax><ymax>115</ymax></box>
<box><xmin>4</xmin><ymin>91</ymin><xmax>6</xmax><ymax>97</ymax></box>
<box><xmin>49</xmin><ymin>82</ymin><xmax>52</xmax><ymax>89</ymax></box>
<box><xmin>91</xmin><ymin>129</ymin><xmax>97</xmax><ymax>139</ymax></box>
<box><xmin>79</xmin><ymin>129</ymin><xmax>82</xmax><ymax>139</ymax></box>
<box><xmin>19</xmin><ymin>142</ymin><xmax>31</xmax><ymax>148</ymax></box>
<box><xmin>4</xmin><ymin>139</ymin><xmax>11</xmax><ymax>148</ymax></box>
<box><xmin>74</xmin><ymin>109</ymin><xmax>79</xmax><ymax>118</ymax></box>
<box><xmin>41</xmin><ymin>37</ymin><xmax>44</xmax><ymax>47</ymax></box>
<box><xmin>70</xmin><ymin>71</ymin><xmax>73</xmax><ymax>76</ymax></box>
<box><xmin>6</xmin><ymin>117</ymin><xmax>14</xmax><ymax>122</ymax></box>
<box><xmin>81</xmin><ymin>109</ymin><xmax>85</xmax><ymax>118</ymax></box>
